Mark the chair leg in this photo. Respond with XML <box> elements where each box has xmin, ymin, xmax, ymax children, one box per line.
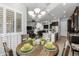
<box><xmin>78</xmin><ymin>52</ymin><xmax>79</xmax><ymax>56</ymax></box>
<box><xmin>8</xmin><ymin>49</ymin><xmax>13</xmax><ymax>56</ymax></box>
<box><xmin>72</xmin><ymin>50</ymin><xmax>74</xmax><ymax>56</ymax></box>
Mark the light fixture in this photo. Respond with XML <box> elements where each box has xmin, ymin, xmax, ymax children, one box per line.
<box><xmin>28</xmin><ymin>11</ymin><xmax>34</xmax><ymax>16</ymax></box>
<box><xmin>31</xmin><ymin>14</ymin><xmax>36</xmax><ymax>18</ymax></box>
<box><xmin>38</xmin><ymin>14</ymin><xmax>42</xmax><ymax>18</ymax></box>
<box><xmin>40</xmin><ymin>11</ymin><xmax>46</xmax><ymax>16</ymax></box>
<box><xmin>28</xmin><ymin>8</ymin><xmax>45</xmax><ymax>35</ymax></box>
<box><xmin>34</xmin><ymin>8</ymin><xmax>41</xmax><ymax>14</ymax></box>
<box><xmin>28</xmin><ymin>8</ymin><xmax>46</xmax><ymax>20</ymax></box>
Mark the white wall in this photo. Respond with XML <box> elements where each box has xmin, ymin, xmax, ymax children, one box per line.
<box><xmin>60</xmin><ymin>18</ymin><xmax>68</xmax><ymax>36</ymax></box>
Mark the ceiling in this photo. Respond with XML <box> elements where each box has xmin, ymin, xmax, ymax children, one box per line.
<box><xmin>24</xmin><ymin>3</ymin><xmax>78</xmax><ymax>23</ymax></box>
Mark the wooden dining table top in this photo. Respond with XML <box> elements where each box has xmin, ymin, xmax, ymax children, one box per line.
<box><xmin>16</xmin><ymin>41</ymin><xmax>59</xmax><ymax>56</ymax></box>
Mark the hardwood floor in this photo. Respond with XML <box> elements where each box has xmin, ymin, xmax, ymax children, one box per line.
<box><xmin>56</xmin><ymin>36</ymin><xmax>66</xmax><ymax>56</ymax></box>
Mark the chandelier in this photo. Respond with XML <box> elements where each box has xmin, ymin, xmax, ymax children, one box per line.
<box><xmin>28</xmin><ymin>8</ymin><xmax>46</xmax><ymax>21</ymax></box>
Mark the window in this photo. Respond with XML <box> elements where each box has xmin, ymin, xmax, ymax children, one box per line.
<box><xmin>16</xmin><ymin>13</ymin><xmax>22</xmax><ymax>32</ymax></box>
<box><xmin>6</xmin><ymin>9</ymin><xmax>14</xmax><ymax>33</ymax></box>
<box><xmin>0</xmin><ymin>7</ymin><xmax>22</xmax><ymax>33</ymax></box>
<box><xmin>0</xmin><ymin>7</ymin><xmax>3</xmax><ymax>33</ymax></box>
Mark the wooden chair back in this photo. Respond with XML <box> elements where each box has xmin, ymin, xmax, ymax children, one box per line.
<box><xmin>3</xmin><ymin>42</ymin><xmax>13</xmax><ymax>56</ymax></box>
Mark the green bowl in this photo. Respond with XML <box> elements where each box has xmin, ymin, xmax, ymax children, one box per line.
<box><xmin>44</xmin><ymin>42</ymin><xmax>56</xmax><ymax>51</ymax></box>
<box><xmin>20</xmin><ymin>43</ymin><xmax>33</xmax><ymax>53</ymax></box>
<box><xmin>46</xmin><ymin>47</ymin><xmax>56</xmax><ymax>50</ymax></box>
<box><xmin>20</xmin><ymin>47</ymin><xmax>33</xmax><ymax>53</ymax></box>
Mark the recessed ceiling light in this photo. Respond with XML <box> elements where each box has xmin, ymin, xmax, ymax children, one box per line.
<box><xmin>64</xmin><ymin>11</ymin><xmax>66</xmax><ymax>13</ymax></box>
<box><xmin>64</xmin><ymin>15</ymin><xmax>66</xmax><ymax>17</ymax></box>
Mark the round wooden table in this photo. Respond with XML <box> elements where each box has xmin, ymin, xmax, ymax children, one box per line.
<box><xmin>16</xmin><ymin>42</ymin><xmax>59</xmax><ymax>56</ymax></box>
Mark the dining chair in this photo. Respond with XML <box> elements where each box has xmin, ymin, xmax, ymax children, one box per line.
<box><xmin>69</xmin><ymin>36</ymin><xmax>79</xmax><ymax>56</ymax></box>
<box><xmin>3</xmin><ymin>42</ymin><xmax>13</xmax><ymax>56</ymax></box>
<box><xmin>62</xmin><ymin>39</ymin><xmax>70</xmax><ymax>56</ymax></box>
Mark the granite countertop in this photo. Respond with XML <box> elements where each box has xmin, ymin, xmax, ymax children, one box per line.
<box><xmin>69</xmin><ymin>33</ymin><xmax>79</xmax><ymax>36</ymax></box>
